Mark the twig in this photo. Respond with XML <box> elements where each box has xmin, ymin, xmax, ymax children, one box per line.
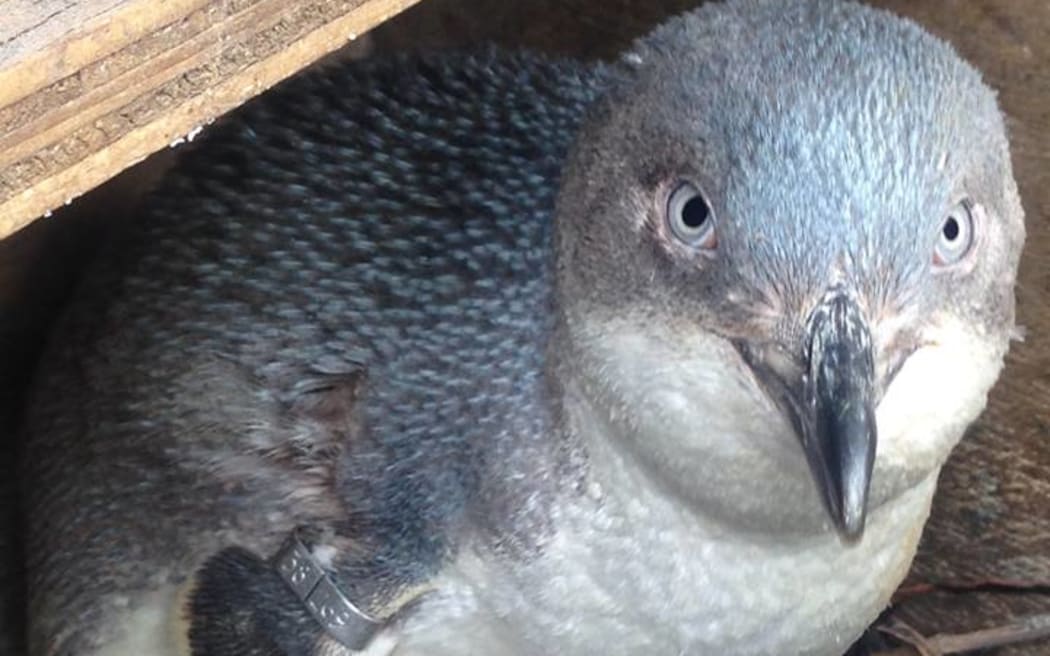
<box><xmin>893</xmin><ymin>578</ymin><xmax>1050</xmax><ymax>602</ymax></box>
<box><xmin>872</xmin><ymin>613</ymin><xmax>1050</xmax><ymax>655</ymax></box>
<box><xmin>877</xmin><ymin>620</ymin><xmax>940</xmax><ymax>656</ymax></box>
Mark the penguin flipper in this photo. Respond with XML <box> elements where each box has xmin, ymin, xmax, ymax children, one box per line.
<box><xmin>186</xmin><ymin>545</ymin><xmax>405</xmax><ymax>656</ymax></box>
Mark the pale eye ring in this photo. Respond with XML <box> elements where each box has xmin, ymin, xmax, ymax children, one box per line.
<box><xmin>666</xmin><ymin>182</ymin><xmax>717</xmax><ymax>250</ymax></box>
<box><xmin>933</xmin><ymin>199</ymin><xmax>976</xmax><ymax>267</ymax></box>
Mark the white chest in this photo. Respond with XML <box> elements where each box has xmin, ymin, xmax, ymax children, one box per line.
<box><xmin>386</xmin><ymin>315</ymin><xmax>995</xmax><ymax>655</ymax></box>
<box><xmin>393</xmin><ymin>473</ymin><xmax>935</xmax><ymax>656</ymax></box>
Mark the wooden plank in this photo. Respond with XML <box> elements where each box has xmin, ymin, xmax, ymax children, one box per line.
<box><xmin>0</xmin><ymin>0</ymin><xmax>421</xmax><ymax>241</ymax></box>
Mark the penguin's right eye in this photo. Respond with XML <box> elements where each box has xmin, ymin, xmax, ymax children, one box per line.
<box><xmin>667</xmin><ymin>182</ymin><xmax>717</xmax><ymax>251</ymax></box>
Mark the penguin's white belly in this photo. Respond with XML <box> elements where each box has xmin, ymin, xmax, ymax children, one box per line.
<box><xmin>394</xmin><ymin>475</ymin><xmax>936</xmax><ymax>656</ymax></box>
<box><xmin>78</xmin><ymin>477</ymin><xmax>933</xmax><ymax>656</ymax></box>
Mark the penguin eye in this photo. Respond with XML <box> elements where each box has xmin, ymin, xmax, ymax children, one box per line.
<box><xmin>932</xmin><ymin>199</ymin><xmax>976</xmax><ymax>268</ymax></box>
<box><xmin>666</xmin><ymin>182</ymin><xmax>717</xmax><ymax>250</ymax></box>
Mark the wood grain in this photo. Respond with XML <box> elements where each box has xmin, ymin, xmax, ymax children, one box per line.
<box><xmin>0</xmin><ymin>0</ymin><xmax>420</xmax><ymax>241</ymax></box>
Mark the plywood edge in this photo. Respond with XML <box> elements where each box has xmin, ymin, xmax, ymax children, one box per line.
<box><xmin>0</xmin><ymin>0</ymin><xmax>214</xmax><ymax>107</ymax></box>
<box><xmin>0</xmin><ymin>0</ymin><xmax>420</xmax><ymax>241</ymax></box>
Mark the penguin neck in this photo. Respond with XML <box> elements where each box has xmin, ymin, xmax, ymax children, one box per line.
<box><xmin>447</xmin><ymin>354</ymin><xmax>932</xmax><ymax>650</ymax></box>
<box><xmin>440</xmin><ymin>379</ymin><xmax>936</xmax><ymax>655</ymax></box>
<box><xmin>388</xmin><ymin>331</ymin><xmax>938</xmax><ymax>655</ymax></box>
<box><xmin>555</xmin><ymin>372</ymin><xmax>742</xmax><ymax>540</ymax></box>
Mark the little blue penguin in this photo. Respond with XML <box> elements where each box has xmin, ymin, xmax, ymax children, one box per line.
<box><xmin>19</xmin><ymin>0</ymin><xmax>1026</xmax><ymax>654</ymax></box>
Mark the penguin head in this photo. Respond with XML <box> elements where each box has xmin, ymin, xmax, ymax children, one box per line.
<box><xmin>552</xmin><ymin>0</ymin><xmax>1025</xmax><ymax>537</ymax></box>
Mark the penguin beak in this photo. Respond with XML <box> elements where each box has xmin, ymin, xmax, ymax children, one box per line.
<box><xmin>800</xmin><ymin>292</ymin><xmax>877</xmax><ymax>539</ymax></box>
<box><xmin>736</xmin><ymin>291</ymin><xmax>877</xmax><ymax>540</ymax></box>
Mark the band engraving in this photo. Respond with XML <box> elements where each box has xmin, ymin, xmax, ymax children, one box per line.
<box><xmin>273</xmin><ymin>532</ymin><xmax>382</xmax><ymax>651</ymax></box>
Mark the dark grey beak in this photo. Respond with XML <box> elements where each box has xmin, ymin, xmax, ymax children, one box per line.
<box><xmin>802</xmin><ymin>292</ymin><xmax>877</xmax><ymax>538</ymax></box>
<box><xmin>737</xmin><ymin>291</ymin><xmax>877</xmax><ymax>539</ymax></box>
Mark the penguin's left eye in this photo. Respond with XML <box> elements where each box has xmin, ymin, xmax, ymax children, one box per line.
<box><xmin>667</xmin><ymin>182</ymin><xmax>717</xmax><ymax>250</ymax></box>
<box><xmin>932</xmin><ymin>199</ymin><xmax>976</xmax><ymax>268</ymax></box>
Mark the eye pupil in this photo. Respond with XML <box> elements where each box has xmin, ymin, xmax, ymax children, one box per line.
<box><xmin>943</xmin><ymin>216</ymin><xmax>960</xmax><ymax>241</ymax></box>
<box><xmin>681</xmin><ymin>197</ymin><xmax>711</xmax><ymax>229</ymax></box>
<box><xmin>666</xmin><ymin>182</ymin><xmax>717</xmax><ymax>250</ymax></box>
<box><xmin>933</xmin><ymin>199</ymin><xmax>976</xmax><ymax>269</ymax></box>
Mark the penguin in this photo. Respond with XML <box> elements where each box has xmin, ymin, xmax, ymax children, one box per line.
<box><xmin>18</xmin><ymin>0</ymin><xmax>1026</xmax><ymax>654</ymax></box>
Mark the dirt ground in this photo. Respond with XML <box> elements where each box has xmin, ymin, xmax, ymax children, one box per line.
<box><xmin>1</xmin><ymin>0</ymin><xmax>1047</xmax><ymax>653</ymax></box>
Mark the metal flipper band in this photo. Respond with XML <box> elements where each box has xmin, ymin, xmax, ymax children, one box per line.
<box><xmin>273</xmin><ymin>531</ymin><xmax>382</xmax><ymax>651</ymax></box>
